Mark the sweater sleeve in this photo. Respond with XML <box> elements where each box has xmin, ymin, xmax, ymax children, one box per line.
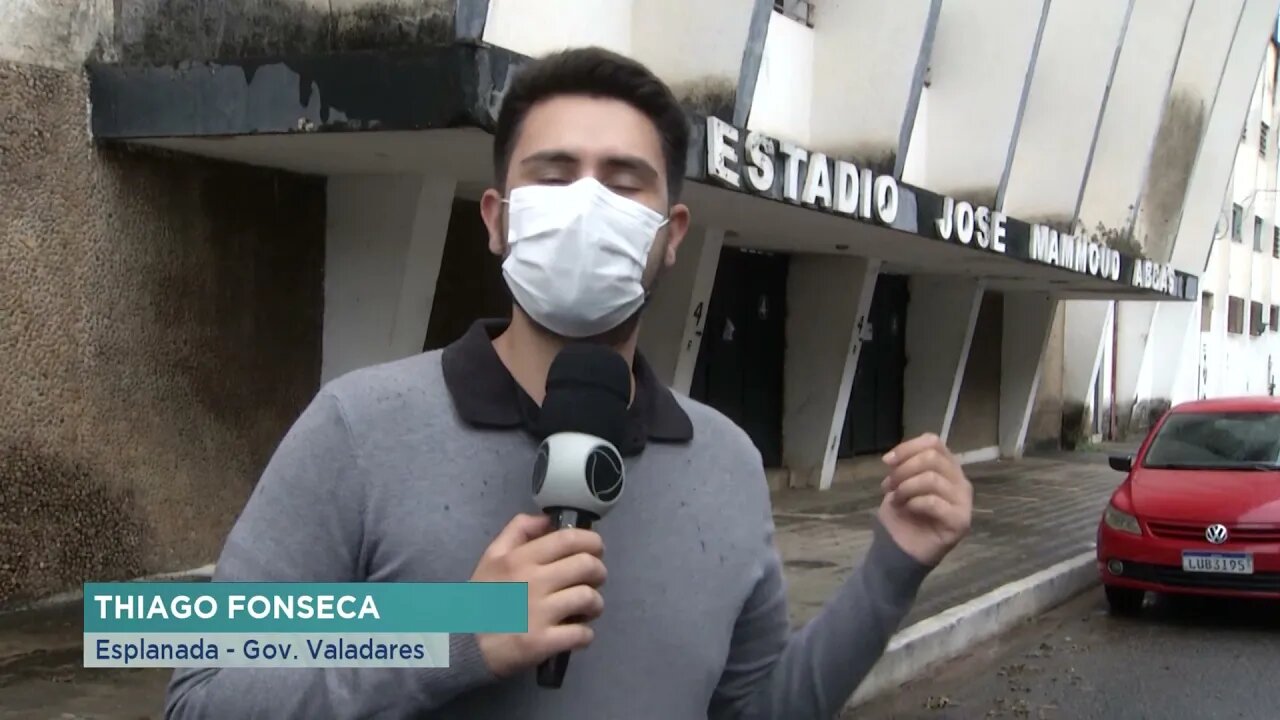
<box><xmin>164</xmin><ymin>389</ymin><xmax>497</xmax><ymax>720</ymax></box>
<box><xmin>708</xmin><ymin>513</ymin><xmax>933</xmax><ymax>720</ymax></box>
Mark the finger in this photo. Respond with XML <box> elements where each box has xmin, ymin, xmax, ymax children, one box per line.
<box><xmin>536</xmin><ymin>551</ymin><xmax>608</xmax><ymax>594</ymax></box>
<box><xmin>883</xmin><ymin>433</ymin><xmax>952</xmax><ymax>467</ymax></box>
<box><xmin>889</xmin><ymin>471</ymin><xmax>960</xmax><ymax>507</ymax></box>
<box><xmin>536</xmin><ymin>623</ymin><xmax>596</xmax><ymax>657</ymax></box>
<box><xmin>901</xmin><ymin>494</ymin><xmax>973</xmax><ymax>537</ymax></box>
<box><xmin>538</xmin><ymin>585</ymin><xmax>605</xmax><ymax>626</ymax></box>
<box><xmin>883</xmin><ymin>447</ymin><xmax>959</xmax><ymax>493</ymax></box>
<box><xmin>899</xmin><ymin>493</ymin><xmax>954</xmax><ymax>522</ymax></box>
<box><xmin>516</xmin><ymin>528</ymin><xmax>606</xmax><ymax>568</ymax></box>
<box><xmin>486</xmin><ymin>514</ymin><xmax>553</xmax><ymax>557</ymax></box>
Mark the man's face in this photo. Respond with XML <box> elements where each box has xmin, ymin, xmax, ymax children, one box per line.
<box><xmin>481</xmin><ymin>94</ymin><xmax>691</xmax><ymax>299</ymax></box>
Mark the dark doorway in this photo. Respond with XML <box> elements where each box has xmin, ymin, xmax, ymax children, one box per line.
<box><xmin>423</xmin><ymin>199</ymin><xmax>510</xmax><ymax>351</ymax></box>
<box><xmin>949</xmin><ymin>291</ymin><xmax>1003</xmax><ymax>453</ymax></box>
<box><xmin>840</xmin><ymin>274</ymin><xmax>909</xmax><ymax>458</ymax></box>
<box><xmin>689</xmin><ymin>248</ymin><xmax>789</xmax><ymax>467</ymax></box>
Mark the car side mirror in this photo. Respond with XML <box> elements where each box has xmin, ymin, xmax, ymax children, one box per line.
<box><xmin>1108</xmin><ymin>455</ymin><xmax>1133</xmax><ymax>473</ymax></box>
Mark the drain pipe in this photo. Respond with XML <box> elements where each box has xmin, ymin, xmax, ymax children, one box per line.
<box><xmin>1110</xmin><ymin>300</ymin><xmax>1119</xmax><ymax>441</ymax></box>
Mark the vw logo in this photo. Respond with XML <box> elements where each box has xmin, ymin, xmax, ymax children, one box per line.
<box><xmin>1205</xmin><ymin>524</ymin><xmax>1229</xmax><ymax>545</ymax></box>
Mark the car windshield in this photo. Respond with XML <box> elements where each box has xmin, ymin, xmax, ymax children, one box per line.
<box><xmin>1141</xmin><ymin>410</ymin><xmax>1280</xmax><ymax>470</ymax></box>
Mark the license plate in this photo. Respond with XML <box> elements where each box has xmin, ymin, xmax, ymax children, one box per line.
<box><xmin>1182</xmin><ymin>551</ymin><xmax>1254</xmax><ymax>574</ymax></box>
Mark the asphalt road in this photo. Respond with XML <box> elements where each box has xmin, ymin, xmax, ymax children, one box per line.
<box><xmin>853</xmin><ymin>588</ymin><xmax>1280</xmax><ymax>720</ymax></box>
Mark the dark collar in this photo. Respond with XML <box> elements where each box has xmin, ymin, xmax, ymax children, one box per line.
<box><xmin>440</xmin><ymin>319</ymin><xmax>693</xmax><ymax>455</ymax></box>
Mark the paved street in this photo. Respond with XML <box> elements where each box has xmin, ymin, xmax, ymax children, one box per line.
<box><xmin>854</xmin><ymin>589</ymin><xmax>1280</xmax><ymax>720</ymax></box>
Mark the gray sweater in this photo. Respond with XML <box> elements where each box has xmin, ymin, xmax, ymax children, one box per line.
<box><xmin>165</xmin><ymin>348</ymin><xmax>932</xmax><ymax>719</ymax></box>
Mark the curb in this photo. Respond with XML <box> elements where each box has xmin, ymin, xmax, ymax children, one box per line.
<box><xmin>0</xmin><ymin>565</ymin><xmax>215</xmax><ymax>617</ymax></box>
<box><xmin>847</xmin><ymin>550</ymin><xmax>1099</xmax><ymax>708</ymax></box>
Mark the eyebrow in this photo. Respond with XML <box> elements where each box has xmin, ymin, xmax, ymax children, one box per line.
<box><xmin>521</xmin><ymin>150</ymin><xmax>660</xmax><ymax>182</ymax></box>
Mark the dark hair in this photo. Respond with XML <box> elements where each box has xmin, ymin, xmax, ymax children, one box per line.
<box><xmin>493</xmin><ymin>47</ymin><xmax>690</xmax><ymax>202</ymax></box>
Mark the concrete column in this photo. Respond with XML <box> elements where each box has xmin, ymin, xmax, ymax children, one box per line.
<box><xmin>900</xmin><ymin>0</ymin><xmax>1048</xmax><ymax>204</ymax></box>
<box><xmin>1131</xmin><ymin>300</ymin><xmax>1196</xmax><ymax>429</ymax></box>
<box><xmin>482</xmin><ymin>0</ymin><xmax>633</xmax><ymax>58</ymax></box>
<box><xmin>637</xmin><ymin>227</ymin><xmax>724</xmax><ymax>394</ymax></box>
<box><xmin>1113</xmin><ymin>301</ymin><xmax>1156</xmax><ymax>436</ymax></box>
<box><xmin>782</xmin><ymin>255</ymin><xmax>881</xmax><ymax>490</ymax></box>
<box><xmin>322</xmin><ymin>175</ymin><xmax>456</xmax><ymax>384</ymax></box>
<box><xmin>1171</xmin><ymin>300</ymin><xmax>1204</xmax><ymax>405</ymax></box>
<box><xmin>1131</xmin><ymin>0</ymin><xmax>1244</xmax><ymax>264</ymax></box>
<box><xmin>1060</xmin><ymin>300</ymin><xmax>1112</xmax><ymax>444</ymax></box>
<box><xmin>1167</xmin><ymin>0</ymin><xmax>1275</xmax><ymax>274</ymax></box>
<box><xmin>902</xmin><ymin>275</ymin><xmax>984</xmax><ymax>443</ymax></box>
<box><xmin>998</xmin><ymin>0</ymin><xmax>1132</xmax><ymax>221</ymax></box>
<box><xmin>999</xmin><ymin>292</ymin><xmax>1058</xmax><ymax>458</ymax></box>
<box><xmin>809</xmin><ymin>0</ymin><xmax>937</xmax><ymax>173</ymax></box>
<box><xmin>1118</xmin><ymin>0</ymin><xmax>1280</xmax><ymax>429</ymax></box>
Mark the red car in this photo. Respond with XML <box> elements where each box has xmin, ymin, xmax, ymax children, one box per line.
<box><xmin>1096</xmin><ymin>396</ymin><xmax>1280</xmax><ymax>615</ymax></box>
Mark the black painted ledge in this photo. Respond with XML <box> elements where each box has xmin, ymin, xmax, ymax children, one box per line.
<box><xmin>85</xmin><ymin>42</ymin><xmax>1198</xmax><ymax>301</ymax></box>
<box><xmin>87</xmin><ymin>43</ymin><xmax>513</xmax><ymax>139</ymax></box>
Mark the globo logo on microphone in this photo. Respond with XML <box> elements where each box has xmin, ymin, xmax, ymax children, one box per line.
<box><xmin>585</xmin><ymin>444</ymin><xmax>623</xmax><ymax>502</ymax></box>
<box><xmin>532</xmin><ymin>433</ymin><xmax>626</xmax><ymax>517</ymax></box>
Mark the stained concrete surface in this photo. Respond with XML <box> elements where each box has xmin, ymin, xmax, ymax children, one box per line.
<box><xmin>0</xmin><ymin>60</ymin><xmax>324</xmax><ymax>607</ymax></box>
<box><xmin>114</xmin><ymin>0</ymin><xmax>457</xmax><ymax>64</ymax></box>
<box><xmin>0</xmin><ymin>602</ymin><xmax>170</xmax><ymax>719</ymax></box>
<box><xmin>853</xmin><ymin>589</ymin><xmax>1280</xmax><ymax>720</ymax></box>
<box><xmin>0</xmin><ymin>453</ymin><xmax>1125</xmax><ymax>717</ymax></box>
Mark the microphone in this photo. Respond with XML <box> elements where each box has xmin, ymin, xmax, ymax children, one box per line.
<box><xmin>531</xmin><ymin>343</ymin><xmax>631</xmax><ymax>689</ymax></box>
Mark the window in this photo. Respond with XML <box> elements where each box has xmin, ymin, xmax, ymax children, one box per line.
<box><xmin>1271</xmin><ymin>305</ymin><xmax>1279</xmax><ymax>333</ymax></box>
<box><xmin>1201</xmin><ymin>292</ymin><xmax>1214</xmax><ymax>332</ymax></box>
<box><xmin>1274</xmin><ymin>226</ymin><xmax>1279</xmax><ymax>258</ymax></box>
<box><xmin>1263</xmin><ymin>122</ymin><xmax>1271</xmax><ymax>157</ymax></box>
<box><xmin>774</xmin><ymin>0</ymin><xmax>815</xmax><ymax>26</ymax></box>
<box><xmin>1232</xmin><ymin>204</ymin><xmax>1243</xmax><ymax>242</ymax></box>
<box><xmin>1251</xmin><ymin>300</ymin><xmax>1265</xmax><ymax>336</ymax></box>
<box><xmin>1228</xmin><ymin>296</ymin><xmax>1245</xmax><ymax>334</ymax></box>
<box><xmin>1256</xmin><ymin>217</ymin><xmax>1266</xmax><ymax>252</ymax></box>
<box><xmin>1142</xmin><ymin>411</ymin><xmax>1280</xmax><ymax>469</ymax></box>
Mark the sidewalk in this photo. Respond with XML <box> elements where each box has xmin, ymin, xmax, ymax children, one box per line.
<box><xmin>778</xmin><ymin>450</ymin><xmax>1127</xmax><ymax>630</ymax></box>
<box><xmin>0</xmin><ymin>450</ymin><xmax>1129</xmax><ymax>718</ymax></box>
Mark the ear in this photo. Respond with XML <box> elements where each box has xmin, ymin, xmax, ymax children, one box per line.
<box><xmin>662</xmin><ymin>203</ymin><xmax>692</xmax><ymax>268</ymax></box>
<box><xmin>480</xmin><ymin>188</ymin><xmax>507</xmax><ymax>256</ymax></box>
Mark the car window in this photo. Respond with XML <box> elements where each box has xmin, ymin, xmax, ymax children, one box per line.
<box><xmin>1142</xmin><ymin>411</ymin><xmax>1280</xmax><ymax>469</ymax></box>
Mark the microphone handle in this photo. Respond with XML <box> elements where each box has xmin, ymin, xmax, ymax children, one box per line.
<box><xmin>536</xmin><ymin>508</ymin><xmax>594</xmax><ymax>690</ymax></box>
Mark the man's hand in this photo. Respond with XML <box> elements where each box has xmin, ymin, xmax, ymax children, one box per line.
<box><xmin>878</xmin><ymin>433</ymin><xmax>973</xmax><ymax>566</ymax></box>
<box><xmin>470</xmin><ymin>514</ymin><xmax>608</xmax><ymax>678</ymax></box>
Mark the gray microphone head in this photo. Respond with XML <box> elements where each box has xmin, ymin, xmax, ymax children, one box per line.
<box><xmin>532</xmin><ymin>432</ymin><xmax>625</xmax><ymax>519</ymax></box>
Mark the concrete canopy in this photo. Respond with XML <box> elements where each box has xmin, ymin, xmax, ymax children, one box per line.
<box><xmin>87</xmin><ymin>43</ymin><xmax>1198</xmax><ymax>301</ymax></box>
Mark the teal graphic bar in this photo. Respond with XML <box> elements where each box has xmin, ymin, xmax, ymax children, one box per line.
<box><xmin>83</xmin><ymin>582</ymin><xmax>527</xmax><ymax>633</ymax></box>
<box><xmin>83</xmin><ymin>633</ymin><xmax>451</xmax><ymax>668</ymax></box>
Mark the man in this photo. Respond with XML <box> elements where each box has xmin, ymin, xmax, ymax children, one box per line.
<box><xmin>166</xmin><ymin>47</ymin><xmax>973</xmax><ymax>719</ymax></box>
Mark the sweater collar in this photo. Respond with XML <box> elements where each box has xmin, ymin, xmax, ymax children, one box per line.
<box><xmin>440</xmin><ymin>319</ymin><xmax>693</xmax><ymax>455</ymax></box>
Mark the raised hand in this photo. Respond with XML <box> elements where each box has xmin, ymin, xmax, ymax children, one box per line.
<box><xmin>877</xmin><ymin>433</ymin><xmax>974</xmax><ymax>566</ymax></box>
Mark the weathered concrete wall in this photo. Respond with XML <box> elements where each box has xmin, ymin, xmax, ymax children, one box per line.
<box><xmin>0</xmin><ymin>62</ymin><xmax>324</xmax><ymax>607</ymax></box>
<box><xmin>637</xmin><ymin>227</ymin><xmax>724</xmax><ymax>395</ymax></box>
<box><xmin>1136</xmin><ymin>91</ymin><xmax>1208</xmax><ymax>261</ymax></box>
<box><xmin>1025</xmin><ymin>299</ymin><xmax>1065</xmax><ymax>453</ymax></box>
<box><xmin>1</xmin><ymin>0</ymin><xmax>464</xmax><ymax>66</ymax></box>
<box><xmin>116</xmin><ymin>0</ymin><xmax>456</xmax><ymax>63</ymax></box>
<box><xmin>1130</xmin><ymin>0</ymin><xmax>1244</xmax><ymax>260</ymax></box>
<box><xmin>0</xmin><ymin>0</ymin><xmax>114</xmax><ymax>68</ymax></box>
<box><xmin>949</xmin><ymin>292</ymin><xmax>1002</xmax><ymax>453</ymax></box>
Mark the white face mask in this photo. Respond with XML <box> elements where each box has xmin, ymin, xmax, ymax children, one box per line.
<box><xmin>502</xmin><ymin>177</ymin><xmax>668</xmax><ymax>338</ymax></box>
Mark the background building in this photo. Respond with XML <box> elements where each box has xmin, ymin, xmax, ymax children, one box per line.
<box><xmin>1196</xmin><ymin>26</ymin><xmax>1280</xmax><ymax>400</ymax></box>
<box><xmin>2</xmin><ymin>0</ymin><xmax>1275</xmax><ymax>606</ymax></box>
<box><xmin>1054</xmin><ymin>10</ymin><xmax>1280</xmax><ymax>445</ymax></box>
